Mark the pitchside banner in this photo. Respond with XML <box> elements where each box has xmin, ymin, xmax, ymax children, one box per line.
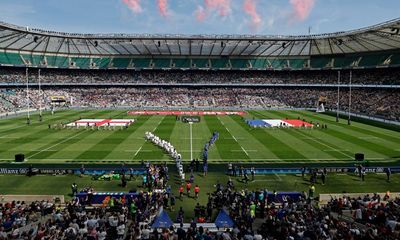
<box><xmin>0</xmin><ymin>168</ymin><xmax>144</xmax><ymax>175</ymax></box>
<box><xmin>0</xmin><ymin>167</ymin><xmax>398</xmax><ymax>175</ymax></box>
<box><xmin>127</xmin><ymin>110</ymin><xmax>246</xmax><ymax>116</ymax></box>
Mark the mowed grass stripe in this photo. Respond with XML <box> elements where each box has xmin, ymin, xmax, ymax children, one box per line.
<box><xmin>311</xmin><ymin>111</ymin><xmax>400</xmax><ymax>142</ymax></box>
<box><xmin>264</xmin><ymin>110</ymin><xmax>397</xmax><ymax>161</ymax></box>
<box><xmin>0</xmin><ymin>110</ymin><xmax>71</xmax><ymax>131</ymax></box>
<box><xmin>25</xmin><ymin>110</ymin><xmax>121</xmax><ymax>160</ymax></box>
<box><xmin>249</xmin><ymin>111</ymin><xmax>336</xmax><ymax>160</ymax></box>
<box><xmin>134</xmin><ymin>115</ymin><xmax>177</xmax><ymax>161</ymax></box>
<box><xmin>168</xmin><ymin>120</ymin><xmax>205</xmax><ymax>161</ymax></box>
<box><xmin>196</xmin><ymin>116</ymin><xmax>223</xmax><ymax>161</ymax></box>
<box><xmin>204</xmin><ymin>115</ymin><xmax>249</xmax><ymax>161</ymax></box>
<box><xmin>220</xmin><ymin>116</ymin><xmax>279</xmax><ymax>160</ymax></box>
<box><xmin>292</xmin><ymin>110</ymin><xmax>399</xmax><ymax>158</ymax></box>
<box><xmin>0</xmin><ymin>110</ymin><xmax>108</xmax><ymax>155</ymax></box>
<box><xmin>26</xmin><ymin>110</ymin><xmax>127</xmax><ymax>161</ymax></box>
<box><xmin>0</xmin><ymin>110</ymin><xmax>90</xmax><ymax>142</ymax></box>
<box><xmin>299</xmin><ymin>110</ymin><xmax>400</xmax><ymax>144</ymax></box>
<box><xmin>255</xmin><ymin>110</ymin><xmax>353</xmax><ymax>160</ymax></box>
<box><xmin>106</xmin><ymin>115</ymin><xmax>166</xmax><ymax>161</ymax></box>
<box><xmin>193</xmin><ymin>118</ymin><xmax>222</xmax><ymax>160</ymax></box>
<box><xmin>262</xmin><ymin>110</ymin><xmax>383</xmax><ymax>159</ymax></box>
<box><xmin>74</xmin><ymin>114</ymin><xmax>150</xmax><ymax>161</ymax></box>
<box><xmin>233</xmin><ymin>113</ymin><xmax>308</xmax><ymax>160</ymax></box>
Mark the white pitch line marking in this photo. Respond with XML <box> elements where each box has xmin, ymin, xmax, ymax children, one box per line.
<box><xmin>232</xmin><ymin>135</ymin><xmax>238</xmax><ymax>141</ymax></box>
<box><xmin>240</xmin><ymin>146</ymin><xmax>249</xmax><ymax>157</ymax></box>
<box><xmin>358</xmin><ymin>136</ymin><xmax>380</xmax><ymax>140</ymax></box>
<box><xmin>275</xmin><ymin>173</ymin><xmax>282</xmax><ymax>181</ymax></box>
<box><xmin>296</xmin><ymin>131</ymin><xmax>354</xmax><ymax>158</ymax></box>
<box><xmin>218</xmin><ymin>117</ymin><xmax>250</xmax><ymax>157</ymax></box>
<box><xmin>132</xmin><ymin>116</ymin><xmax>165</xmax><ymax>159</ymax></box>
<box><xmin>26</xmin><ymin>130</ymin><xmax>87</xmax><ymax>160</ymax></box>
<box><xmin>323</xmin><ymin>149</ymin><xmax>349</xmax><ymax>152</ymax></box>
<box><xmin>301</xmin><ymin>137</ymin><xmax>326</xmax><ymax>140</ymax></box>
<box><xmin>133</xmin><ymin>146</ymin><xmax>142</xmax><ymax>157</ymax></box>
<box><xmin>231</xmin><ymin>150</ymin><xmax>257</xmax><ymax>152</ymax></box>
<box><xmin>30</xmin><ymin>150</ymin><xmax>57</xmax><ymax>152</ymax></box>
<box><xmin>125</xmin><ymin>149</ymin><xmax>152</xmax><ymax>152</ymax></box>
<box><xmin>153</xmin><ymin>121</ymin><xmax>162</xmax><ymax>132</ymax></box>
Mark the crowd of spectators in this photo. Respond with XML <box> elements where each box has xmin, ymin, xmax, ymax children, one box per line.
<box><xmin>0</xmin><ymin>200</ymin><xmax>55</xmax><ymax>238</ymax></box>
<box><xmin>199</xmin><ymin>181</ymin><xmax>400</xmax><ymax>240</ymax></box>
<box><xmin>0</xmin><ymin>192</ymin><xmax>164</xmax><ymax>239</ymax></box>
<box><xmin>0</xmin><ymin>66</ymin><xmax>399</xmax><ymax>120</ymax></box>
<box><xmin>2</xmin><ymin>166</ymin><xmax>400</xmax><ymax>240</ymax></box>
<box><xmin>1</xmin><ymin>87</ymin><xmax>399</xmax><ymax>121</ymax></box>
<box><xmin>5</xmin><ymin>187</ymin><xmax>398</xmax><ymax>239</ymax></box>
<box><xmin>1</xmin><ymin>67</ymin><xmax>400</xmax><ymax>85</ymax></box>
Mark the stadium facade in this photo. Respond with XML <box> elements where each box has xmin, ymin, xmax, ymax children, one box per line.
<box><xmin>0</xmin><ymin>19</ymin><xmax>399</xmax><ymax>122</ymax></box>
<box><xmin>0</xmin><ymin>19</ymin><xmax>399</xmax><ymax>70</ymax></box>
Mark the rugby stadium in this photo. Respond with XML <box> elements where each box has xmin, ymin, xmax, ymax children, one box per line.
<box><xmin>0</xmin><ymin>3</ymin><xmax>400</xmax><ymax>239</ymax></box>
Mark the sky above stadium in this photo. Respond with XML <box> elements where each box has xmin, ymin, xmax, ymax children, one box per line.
<box><xmin>1</xmin><ymin>0</ymin><xmax>399</xmax><ymax>36</ymax></box>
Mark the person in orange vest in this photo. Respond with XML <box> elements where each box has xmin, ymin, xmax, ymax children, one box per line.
<box><xmin>194</xmin><ymin>185</ymin><xmax>200</xmax><ymax>199</ymax></box>
<box><xmin>186</xmin><ymin>182</ymin><xmax>191</xmax><ymax>196</ymax></box>
<box><xmin>179</xmin><ymin>185</ymin><xmax>184</xmax><ymax>200</ymax></box>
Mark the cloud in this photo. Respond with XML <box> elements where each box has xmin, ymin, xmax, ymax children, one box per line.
<box><xmin>195</xmin><ymin>6</ymin><xmax>207</xmax><ymax>22</ymax></box>
<box><xmin>122</xmin><ymin>0</ymin><xmax>142</xmax><ymax>14</ymax></box>
<box><xmin>157</xmin><ymin>0</ymin><xmax>169</xmax><ymax>17</ymax></box>
<box><xmin>290</xmin><ymin>0</ymin><xmax>316</xmax><ymax>21</ymax></box>
<box><xmin>243</xmin><ymin>0</ymin><xmax>262</xmax><ymax>28</ymax></box>
<box><xmin>204</xmin><ymin>0</ymin><xmax>231</xmax><ymax>17</ymax></box>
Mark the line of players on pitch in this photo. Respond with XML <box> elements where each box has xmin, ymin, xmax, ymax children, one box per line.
<box><xmin>145</xmin><ymin>131</ymin><xmax>185</xmax><ymax>180</ymax></box>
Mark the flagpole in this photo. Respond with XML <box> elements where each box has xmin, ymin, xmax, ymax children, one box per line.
<box><xmin>348</xmin><ymin>71</ymin><xmax>352</xmax><ymax>125</ymax></box>
<box><xmin>38</xmin><ymin>69</ymin><xmax>42</xmax><ymax>121</ymax></box>
<box><xmin>336</xmin><ymin>71</ymin><xmax>340</xmax><ymax>122</ymax></box>
<box><xmin>26</xmin><ymin>68</ymin><xmax>30</xmax><ymax>125</ymax></box>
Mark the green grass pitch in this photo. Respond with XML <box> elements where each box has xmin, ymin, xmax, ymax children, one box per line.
<box><xmin>1</xmin><ymin>109</ymin><xmax>400</xmax><ymax>221</ymax></box>
<box><xmin>0</xmin><ymin>109</ymin><xmax>399</xmax><ymax>165</ymax></box>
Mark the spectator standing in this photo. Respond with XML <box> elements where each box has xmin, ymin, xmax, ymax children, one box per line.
<box><xmin>71</xmin><ymin>183</ymin><xmax>78</xmax><ymax>196</ymax></box>
<box><xmin>228</xmin><ymin>162</ymin><xmax>233</xmax><ymax>176</ymax></box>
<box><xmin>321</xmin><ymin>172</ymin><xmax>326</xmax><ymax>185</ymax></box>
<box><xmin>80</xmin><ymin>164</ymin><xmax>85</xmax><ymax>177</ymax></box>
<box><xmin>361</xmin><ymin>167</ymin><xmax>366</xmax><ymax>181</ymax></box>
<box><xmin>203</xmin><ymin>162</ymin><xmax>208</xmax><ymax>176</ymax></box>
<box><xmin>386</xmin><ymin>167</ymin><xmax>391</xmax><ymax>182</ymax></box>
<box><xmin>170</xmin><ymin>194</ymin><xmax>176</xmax><ymax>211</ymax></box>
<box><xmin>309</xmin><ymin>184</ymin><xmax>315</xmax><ymax>199</ymax></box>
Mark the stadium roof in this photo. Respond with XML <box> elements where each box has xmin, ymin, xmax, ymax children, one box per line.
<box><xmin>0</xmin><ymin>18</ymin><xmax>400</xmax><ymax>57</ymax></box>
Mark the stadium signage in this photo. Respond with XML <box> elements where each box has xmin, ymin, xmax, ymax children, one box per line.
<box><xmin>0</xmin><ymin>168</ymin><xmax>26</xmax><ymax>174</ymax></box>
<box><xmin>127</xmin><ymin>110</ymin><xmax>246</xmax><ymax>116</ymax></box>
<box><xmin>0</xmin><ymin>168</ymin><xmax>71</xmax><ymax>175</ymax></box>
<box><xmin>0</xmin><ymin>167</ymin><xmax>395</xmax><ymax>175</ymax></box>
<box><xmin>182</xmin><ymin>116</ymin><xmax>201</xmax><ymax>123</ymax></box>
<box><xmin>0</xmin><ymin>167</ymin><xmax>145</xmax><ymax>175</ymax></box>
